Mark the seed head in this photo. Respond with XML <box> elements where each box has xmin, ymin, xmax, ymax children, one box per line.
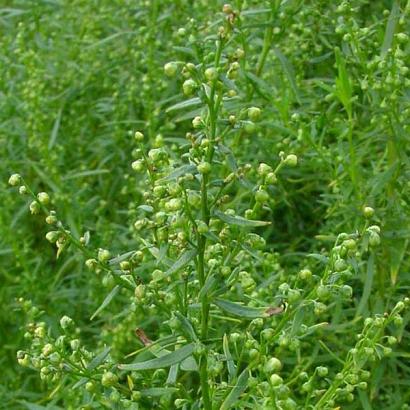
<box><xmin>284</xmin><ymin>154</ymin><xmax>298</xmax><ymax>167</ymax></box>
<box><xmin>37</xmin><ymin>192</ymin><xmax>50</xmax><ymax>205</ymax></box>
<box><xmin>8</xmin><ymin>173</ymin><xmax>21</xmax><ymax>186</ymax></box>
<box><xmin>164</xmin><ymin>62</ymin><xmax>178</xmax><ymax>77</ymax></box>
<box><xmin>247</xmin><ymin>106</ymin><xmax>261</xmax><ymax>122</ymax></box>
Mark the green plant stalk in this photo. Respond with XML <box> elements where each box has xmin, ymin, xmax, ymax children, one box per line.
<box><xmin>196</xmin><ymin>36</ymin><xmax>224</xmax><ymax>410</ymax></box>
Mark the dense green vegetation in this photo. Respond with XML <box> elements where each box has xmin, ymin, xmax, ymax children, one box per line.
<box><xmin>1</xmin><ymin>1</ymin><xmax>410</xmax><ymax>409</ymax></box>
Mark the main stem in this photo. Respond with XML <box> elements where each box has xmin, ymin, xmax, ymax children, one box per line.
<box><xmin>197</xmin><ymin>37</ymin><xmax>224</xmax><ymax>410</ymax></box>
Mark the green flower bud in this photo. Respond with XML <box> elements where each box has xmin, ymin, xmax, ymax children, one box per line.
<box><xmin>60</xmin><ymin>315</ymin><xmax>74</xmax><ymax>329</ymax></box>
<box><xmin>299</xmin><ymin>268</ymin><xmax>312</xmax><ymax>280</ymax></box>
<box><xmin>255</xmin><ymin>189</ymin><xmax>269</xmax><ymax>203</ymax></box>
<box><xmin>316</xmin><ymin>366</ymin><xmax>328</xmax><ymax>377</ymax></box>
<box><xmin>37</xmin><ymin>192</ymin><xmax>50</xmax><ymax>205</ymax></box>
<box><xmin>85</xmin><ymin>258</ymin><xmax>98</xmax><ymax>270</ymax></box>
<box><xmin>192</xmin><ymin>116</ymin><xmax>202</xmax><ymax>128</ymax></box>
<box><xmin>164</xmin><ymin>62</ymin><xmax>178</xmax><ymax>77</ymax></box>
<box><xmin>369</xmin><ymin>232</ymin><xmax>380</xmax><ymax>247</ymax></box>
<box><xmin>363</xmin><ymin>206</ymin><xmax>374</xmax><ymax>218</ymax></box>
<box><xmin>197</xmin><ymin>220</ymin><xmax>208</xmax><ymax>234</ymax></box>
<box><xmin>247</xmin><ymin>107</ymin><xmax>261</xmax><ymax>122</ymax></box>
<box><xmin>258</xmin><ymin>163</ymin><xmax>272</xmax><ymax>176</ymax></box>
<box><xmin>46</xmin><ymin>231</ymin><xmax>60</xmax><ymax>243</ymax></box>
<box><xmin>42</xmin><ymin>343</ymin><xmax>53</xmax><ymax>357</ymax></box>
<box><xmin>152</xmin><ymin>269</ymin><xmax>165</xmax><ymax>282</ymax></box>
<box><xmin>132</xmin><ymin>160</ymin><xmax>144</xmax><ymax>172</ymax></box>
<box><xmin>205</xmin><ymin>67</ymin><xmax>218</xmax><ymax>81</ymax></box>
<box><xmin>101</xmin><ymin>371</ymin><xmax>118</xmax><ymax>387</ymax></box>
<box><xmin>8</xmin><ymin>173</ymin><xmax>21</xmax><ymax>186</ymax></box>
<box><xmin>98</xmin><ymin>248</ymin><xmax>111</xmax><ymax>263</ymax></box>
<box><xmin>29</xmin><ymin>201</ymin><xmax>40</xmax><ymax>215</ymax></box>
<box><xmin>46</xmin><ymin>214</ymin><xmax>58</xmax><ymax>224</ymax></box>
<box><xmin>284</xmin><ymin>154</ymin><xmax>298</xmax><ymax>167</ymax></box>
<box><xmin>183</xmin><ymin>79</ymin><xmax>196</xmax><ymax>96</ymax></box>
<box><xmin>19</xmin><ymin>186</ymin><xmax>27</xmax><ymax>194</ymax></box>
<box><xmin>165</xmin><ymin>198</ymin><xmax>182</xmax><ymax>212</ymax></box>
<box><xmin>197</xmin><ymin>162</ymin><xmax>211</xmax><ymax>174</ymax></box>
<box><xmin>120</xmin><ymin>261</ymin><xmax>131</xmax><ymax>270</ymax></box>
<box><xmin>264</xmin><ymin>357</ymin><xmax>282</xmax><ymax>373</ymax></box>
<box><xmin>270</xmin><ymin>374</ymin><xmax>283</xmax><ymax>386</ymax></box>
<box><xmin>134</xmin><ymin>131</ymin><xmax>144</xmax><ymax>142</ymax></box>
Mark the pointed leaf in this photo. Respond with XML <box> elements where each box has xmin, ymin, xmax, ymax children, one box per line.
<box><xmin>87</xmin><ymin>346</ymin><xmax>111</xmax><ymax>371</ymax></box>
<box><xmin>90</xmin><ymin>285</ymin><xmax>120</xmax><ymax>320</ymax></box>
<box><xmin>165</xmin><ymin>249</ymin><xmax>197</xmax><ymax>277</ymax></box>
<box><xmin>214</xmin><ymin>299</ymin><xmax>284</xmax><ymax>319</ymax></box>
<box><xmin>220</xmin><ymin>369</ymin><xmax>249</xmax><ymax>410</ymax></box>
<box><xmin>214</xmin><ymin>210</ymin><xmax>270</xmax><ymax>227</ymax></box>
<box><xmin>119</xmin><ymin>343</ymin><xmax>195</xmax><ymax>371</ymax></box>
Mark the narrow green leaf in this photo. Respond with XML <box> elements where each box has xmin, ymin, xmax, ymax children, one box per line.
<box><xmin>291</xmin><ymin>307</ymin><xmax>305</xmax><ymax>337</ymax></box>
<box><xmin>220</xmin><ymin>369</ymin><xmax>249</xmax><ymax>410</ymax></box>
<box><xmin>356</xmin><ymin>254</ymin><xmax>374</xmax><ymax>317</ymax></box>
<box><xmin>166</xmin><ymin>97</ymin><xmax>201</xmax><ymax>113</ymax></box>
<box><xmin>119</xmin><ymin>343</ymin><xmax>195</xmax><ymax>371</ymax></box>
<box><xmin>87</xmin><ymin>346</ymin><xmax>111</xmax><ymax>371</ymax></box>
<box><xmin>174</xmin><ymin>312</ymin><xmax>198</xmax><ymax>341</ymax></box>
<box><xmin>48</xmin><ymin>107</ymin><xmax>63</xmax><ymax>150</ymax></box>
<box><xmin>140</xmin><ymin>387</ymin><xmax>178</xmax><ymax>397</ymax></box>
<box><xmin>90</xmin><ymin>285</ymin><xmax>120</xmax><ymax>320</ymax></box>
<box><xmin>165</xmin><ymin>249</ymin><xmax>197</xmax><ymax>276</ymax></box>
<box><xmin>158</xmin><ymin>164</ymin><xmax>197</xmax><ymax>182</ymax></box>
<box><xmin>274</xmin><ymin>48</ymin><xmax>301</xmax><ymax>103</ymax></box>
<box><xmin>381</xmin><ymin>1</ymin><xmax>400</xmax><ymax>57</ymax></box>
<box><xmin>223</xmin><ymin>334</ymin><xmax>236</xmax><ymax>380</ymax></box>
<box><xmin>214</xmin><ymin>210</ymin><xmax>270</xmax><ymax>227</ymax></box>
<box><xmin>214</xmin><ymin>299</ymin><xmax>284</xmax><ymax>319</ymax></box>
<box><xmin>166</xmin><ymin>364</ymin><xmax>179</xmax><ymax>385</ymax></box>
<box><xmin>62</xmin><ymin>169</ymin><xmax>110</xmax><ymax>180</ymax></box>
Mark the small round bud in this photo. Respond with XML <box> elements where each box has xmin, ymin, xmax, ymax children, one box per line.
<box><xmin>132</xmin><ymin>160</ymin><xmax>144</xmax><ymax>172</ymax></box>
<box><xmin>197</xmin><ymin>162</ymin><xmax>211</xmax><ymax>174</ymax></box>
<box><xmin>152</xmin><ymin>269</ymin><xmax>165</xmax><ymax>282</ymax></box>
<box><xmin>46</xmin><ymin>214</ymin><xmax>58</xmax><ymax>224</ymax></box>
<box><xmin>369</xmin><ymin>232</ymin><xmax>381</xmax><ymax>247</ymax></box>
<box><xmin>8</xmin><ymin>173</ymin><xmax>21</xmax><ymax>186</ymax></box>
<box><xmin>183</xmin><ymin>79</ymin><xmax>196</xmax><ymax>96</ymax></box>
<box><xmin>270</xmin><ymin>374</ymin><xmax>283</xmax><ymax>386</ymax></box>
<box><xmin>363</xmin><ymin>206</ymin><xmax>374</xmax><ymax>218</ymax></box>
<box><xmin>192</xmin><ymin>116</ymin><xmax>202</xmax><ymax>128</ymax></box>
<box><xmin>264</xmin><ymin>357</ymin><xmax>282</xmax><ymax>373</ymax></box>
<box><xmin>247</xmin><ymin>107</ymin><xmax>261</xmax><ymax>122</ymax></box>
<box><xmin>223</xmin><ymin>4</ymin><xmax>233</xmax><ymax>14</ymax></box>
<box><xmin>60</xmin><ymin>315</ymin><xmax>74</xmax><ymax>329</ymax></box>
<box><xmin>255</xmin><ymin>189</ymin><xmax>269</xmax><ymax>203</ymax></box>
<box><xmin>85</xmin><ymin>258</ymin><xmax>98</xmax><ymax>270</ymax></box>
<box><xmin>265</xmin><ymin>172</ymin><xmax>277</xmax><ymax>184</ymax></box>
<box><xmin>29</xmin><ymin>201</ymin><xmax>40</xmax><ymax>215</ymax></box>
<box><xmin>98</xmin><ymin>248</ymin><xmax>111</xmax><ymax>263</ymax></box>
<box><xmin>317</xmin><ymin>366</ymin><xmax>328</xmax><ymax>377</ymax></box>
<box><xmin>120</xmin><ymin>261</ymin><xmax>131</xmax><ymax>271</ymax></box>
<box><xmin>37</xmin><ymin>192</ymin><xmax>50</xmax><ymax>205</ymax></box>
<box><xmin>101</xmin><ymin>371</ymin><xmax>118</xmax><ymax>387</ymax></box>
<box><xmin>19</xmin><ymin>186</ymin><xmax>27</xmax><ymax>194</ymax></box>
<box><xmin>258</xmin><ymin>163</ymin><xmax>272</xmax><ymax>176</ymax></box>
<box><xmin>197</xmin><ymin>221</ymin><xmax>208</xmax><ymax>234</ymax></box>
<box><xmin>164</xmin><ymin>62</ymin><xmax>178</xmax><ymax>77</ymax></box>
<box><xmin>284</xmin><ymin>154</ymin><xmax>298</xmax><ymax>167</ymax></box>
<box><xmin>134</xmin><ymin>131</ymin><xmax>144</xmax><ymax>142</ymax></box>
<box><xmin>205</xmin><ymin>67</ymin><xmax>218</xmax><ymax>81</ymax></box>
<box><xmin>45</xmin><ymin>231</ymin><xmax>60</xmax><ymax>243</ymax></box>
